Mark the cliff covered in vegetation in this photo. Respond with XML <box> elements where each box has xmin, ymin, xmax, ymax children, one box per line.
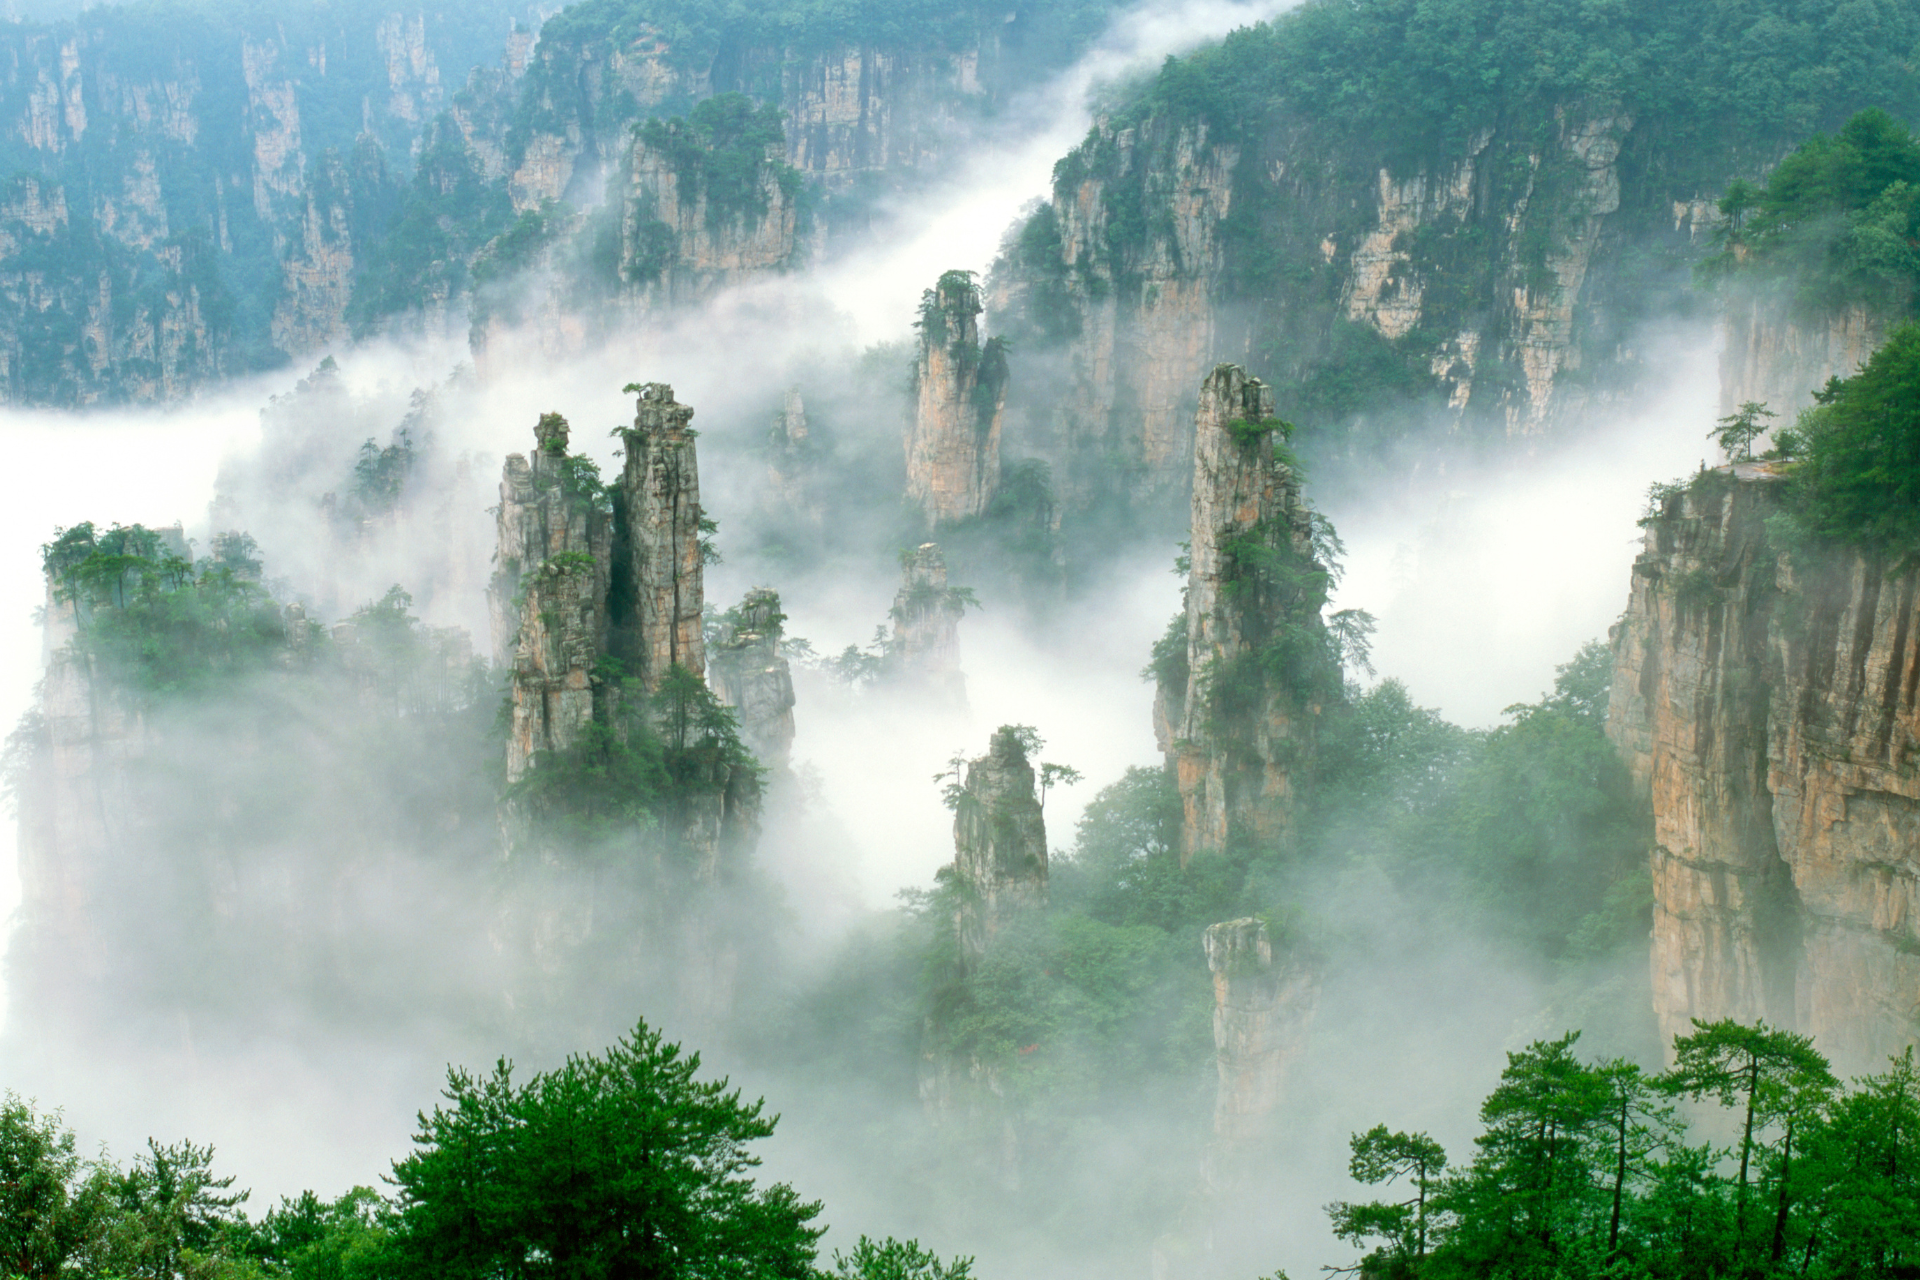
<box><xmin>991</xmin><ymin>0</ymin><xmax>1920</xmax><ymax>509</ymax></box>
<box><xmin>1610</xmin><ymin>327</ymin><xmax>1920</xmax><ymax>1072</ymax></box>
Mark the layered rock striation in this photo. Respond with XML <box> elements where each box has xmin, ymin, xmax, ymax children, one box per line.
<box><xmin>1159</xmin><ymin>365</ymin><xmax>1325</xmax><ymax>863</ymax></box>
<box><xmin>615</xmin><ymin>118</ymin><xmax>808</xmax><ymax>313</ymax></box>
<box><xmin>613</xmin><ymin>383</ymin><xmax>708</xmax><ymax>687</ymax></box>
<box><xmin>489</xmin><ymin>385</ymin><xmax>758</xmax><ymax>878</ymax></box>
<box><xmin>1609</xmin><ymin>467</ymin><xmax>1920</xmax><ymax>1070</ymax></box>
<box><xmin>907</xmin><ymin>271</ymin><xmax>1007</xmax><ymax>525</ymax></box>
<box><xmin>490</xmin><ymin>413</ymin><xmax>613</xmax><ymax>784</ymax></box>
<box><xmin>889</xmin><ymin>543</ymin><xmax>969</xmax><ymax>702</ymax></box>
<box><xmin>949</xmin><ymin>725</ymin><xmax>1049</xmax><ymax>962</ymax></box>
<box><xmin>989</xmin><ymin>86</ymin><xmax>1740</xmax><ymax>506</ymax></box>
<box><xmin>709</xmin><ymin>588</ymin><xmax>797</xmax><ymax>772</ymax></box>
<box><xmin>1203</xmin><ymin>917</ymin><xmax>1319</xmax><ymax>1150</ymax></box>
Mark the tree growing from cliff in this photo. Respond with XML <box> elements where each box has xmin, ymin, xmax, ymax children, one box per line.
<box><xmin>1712</xmin><ymin>401</ymin><xmax>1775</xmax><ymax>462</ymax></box>
<box><xmin>1789</xmin><ymin>322</ymin><xmax>1920</xmax><ymax>555</ymax></box>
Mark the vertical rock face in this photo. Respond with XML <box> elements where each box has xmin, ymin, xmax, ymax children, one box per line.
<box><xmin>1166</xmin><ymin>365</ymin><xmax>1322</xmax><ymax>863</ymax></box>
<box><xmin>1719</xmin><ymin>295</ymin><xmax>1892</xmax><ymax>421</ymax></box>
<box><xmin>491</xmin><ymin>386</ymin><xmax>759</xmax><ymax>887</ymax></box>
<box><xmin>992</xmin><ymin>103</ymin><xmax>1703</xmax><ymax>511</ymax></box>
<box><xmin>617</xmin><ymin>123</ymin><xmax>806</xmax><ymax>312</ymax></box>
<box><xmin>271</xmin><ymin>149</ymin><xmax>356</xmax><ymax>358</ymax></box>
<box><xmin>1609</xmin><ymin>468</ymin><xmax>1920</xmax><ymax>1070</ymax></box>
<box><xmin>950</xmin><ymin>726</ymin><xmax>1048</xmax><ymax>961</ymax></box>
<box><xmin>889</xmin><ymin>543</ymin><xmax>968</xmax><ymax>702</ymax></box>
<box><xmin>764</xmin><ymin>388</ymin><xmax>820</xmax><ymax>529</ymax></box>
<box><xmin>615</xmin><ymin>383</ymin><xmax>707</xmax><ymax>686</ymax></box>
<box><xmin>709</xmin><ymin>588</ymin><xmax>797</xmax><ymax>771</ymax></box>
<box><xmin>907</xmin><ymin>271</ymin><xmax>1007</xmax><ymax>525</ymax></box>
<box><xmin>1203</xmin><ymin>918</ymin><xmax>1319</xmax><ymax>1147</ymax></box>
<box><xmin>488</xmin><ymin>413</ymin><xmax>614</xmax><ymax>785</ymax></box>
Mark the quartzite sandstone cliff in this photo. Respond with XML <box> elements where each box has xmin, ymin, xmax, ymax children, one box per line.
<box><xmin>1609</xmin><ymin>467</ymin><xmax>1920</xmax><ymax>1070</ymax></box>
<box><xmin>1159</xmin><ymin>365</ymin><xmax>1324</xmax><ymax>863</ymax></box>
<box><xmin>907</xmin><ymin>272</ymin><xmax>1007</xmax><ymax>525</ymax></box>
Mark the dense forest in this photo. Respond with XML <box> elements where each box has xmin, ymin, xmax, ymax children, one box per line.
<box><xmin>9</xmin><ymin>0</ymin><xmax>1920</xmax><ymax>1277</ymax></box>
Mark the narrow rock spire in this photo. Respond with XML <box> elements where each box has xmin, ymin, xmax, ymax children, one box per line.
<box><xmin>907</xmin><ymin>270</ymin><xmax>1007</xmax><ymax>525</ymax></box>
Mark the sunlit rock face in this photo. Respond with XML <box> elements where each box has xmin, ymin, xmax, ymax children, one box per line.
<box><xmin>889</xmin><ymin>542</ymin><xmax>968</xmax><ymax>703</ymax></box>
<box><xmin>1203</xmin><ymin>918</ymin><xmax>1318</xmax><ymax>1151</ymax></box>
<box><xmin>1164</xmin><ymin>364</ymin><xmax>1322</xmax><ymax>863</ymax></box>
<box><xmin>490</xmin><ymin>413</ymin><xmax>613</xmax><ymax>786</ymax></box>
<box><xmin>614</xmin><ymin>383</ymin><xmax>707</xmax><ymax>688</ymax></box>
<box><xmin>950</xmin><ymin>725</ymin><xmax>1049</xmax><ymax>962</ymax></box>
<box><xmin>907</xmin><ymin>272</ymin><xmax>1006</xmax><ymax>526</ymax></box>
<box><xmin>1609</xmin><ymin>468</ymin><xmax>1920</xmax><ymax>1071</ymax></box>
<box><xmin>709</xmin><ymin>587</ymin><xmax>797</xmax><ymax>772</ymax></box>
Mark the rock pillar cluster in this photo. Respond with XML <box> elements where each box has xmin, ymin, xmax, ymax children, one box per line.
<box><xmin>615</xmin><ymin>383</ymin><xmax>707</xmax><ymax>687</ymax></box>
<box><xmin>949</xmin><ymin>725</ymin><xmax>1049</xmax><ymax>962</ymax></box>
<box><xmin>1609</xmin><ymin>466</ymin><xmax>1920</xmax><ymax>1070</ymax></box>
<box><xmin>489</xmin><ymin>413</ymin><xmax>614</xmax><ymax>784</ymax></box>
<box><xmin>1161</xmin><ymin>364</ymin><xmax>1324</xmax><ymax>862</ymax></box>
<box><xmin>889</xmin><ymin>543</ymin><xmax>968</xmax><ymax>703</ymax></box>
<box><xmin>907</xmin><ymin>271</ymin><xmax>1007</xmax><ymax>526</ymax></box>
<box><xmin>709</xmin><ymin>588</ymin><xmax>797</xmax><ymax>771</ymax></box>
<box><xmin>490</xmin><ymin>386</ymin><xmax>761</xmax><ymax>876</ymax></box>
<box><xmin>1203</xmin><ymin>918</ymin><xmax>1319</xmax><ymax>1151</ymax></box>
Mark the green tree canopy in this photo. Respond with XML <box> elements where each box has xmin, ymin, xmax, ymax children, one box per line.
<box><xmin>385</xmin><ymin>1018</ymin><xmax>823</xmax><ymax>1280</ymax></box>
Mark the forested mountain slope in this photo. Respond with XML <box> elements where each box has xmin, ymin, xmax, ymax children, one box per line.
<box><xmin>990</xmin><ymin>0</ymin><xmax>1920</xmax><ymax>511</ymax></box>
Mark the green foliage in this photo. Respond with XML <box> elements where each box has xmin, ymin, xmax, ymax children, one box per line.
<box><xmin>1324</xmin><ymin>1019</ymin><xmax>1920</xmax><ymax>1279</ymax></box>
<box><xmin>44</xmin><ymin>522</ymin><xmax>289</xmax><ymax>699</ymax></box>
<box><xmin>347</xmin><ymin>114</ymin><xmax>515</xmax><ymax>334</ymax></box>
<box><xmin>1709</xmin><ymin>108</ymin><xmax>1920</xmax><ymax>315</ymax></box>
<box><xmin>1786</xmin><ymin>322</ymin><xmax>1920</xmax><ymax>556</ymax></box>
<box><xmin>637</xmin><ymin>94</ymin><xmax>802</xmax><ymax>232</ymax></box>
<box><xmin>385</xmin><ymin>1018</ymin><xmax>823</xmax><ymax>1280</ymax></box>
<box><xmin>828</xmin><ymin>1236</ymin><xmax>974</xmax><ymax>1280</ymax></box>
<box><xmin>0</xmin><ymin>1093</ymin><xmax>117</xmax><ymax>1280</ymax></box>
<box><xmin>1311</xmin><ymin>642</ymin><xmax>1649</xmax><ymax>969</ymax></box>
<box><xmin>1713</xmin><ymin>401</ymin><xmax>1776</xmax><ymax>462</ymax></box>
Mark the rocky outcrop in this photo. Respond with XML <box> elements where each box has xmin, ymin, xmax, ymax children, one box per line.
<box><xmin>1161</xmin><ymin>365</ymin><xmax>1323</xmax><ymax>863</ymax></box>
<box><xmin>489</xmin><ymin>413</ymin><xmax>613</xmax><ymax>784</ymax></box>
<box><xmin>1204</xmin><ymin>918</ymin><xmax>1319</xmax><ymax>1149</ymax></box>
<box><xmin>1608</xmin><ymin>466</ymin><xmax>1920</xmax><ymax>1070</ymax></box>
<box><xmin>1719</xmin><ymin>295</ymin><xmax>1892</xmax><ymax>422</ymax></box>
<box><xmin>616</xmin><ymin>120</ymin><xmax>807</xmax><ymax>312</ymax></box>
<box><xmin>763</xmin><ymin>388</ymin><xmax>821</xmax><ymax>530</ymax></box>
<box><xmin>950</xmin><ymin>725</ymin><xmax>1049</xmax><ymax>962</ymax></box>
<box><xmin>991</xmin><ymin>95</ymin><xmax>1715</xmax><ymax>508</ymax></box>
<box><xmin>0</xmin><ymin>9</ymin><xmax>511</xmax><ymax>404</ymax></box>
<box><xmin>889</xmin><ymin>543</ymin><xmax>968</xmax><ymax>702</ymax></box>
<box><xmin>490</xmin><ymin>385</ymin><xmax>758</xmax><ymax>882</ymax></box>
<box><xmin>908</xmin><ymin>272</ymin><xmax>1007</xmax><ymax>526</ymax></box>
<box><xmin>614</xmin><ymin>383</ymin><xmax>707</xmax><ymax>687</ymax></box>
<box><xmin>709</xmin><ymin>588</ymin><xmax>797</xmax><ymax>771</ymax></box>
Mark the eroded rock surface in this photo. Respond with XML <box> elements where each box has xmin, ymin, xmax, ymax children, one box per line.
<box><xmin>490</xmin><ymin>413</ymin><xmax>613</xmax><ymax>785</ymax></box>
<box><xmin>889</xmin><ymin>542</ymin><xmax>968</xmax><ymax>702</ymax></box>
<box><xmin>907</xmin><ymin>272</ymin><xmax>1006</xmax><ymax>525</ymax></box>
<box><xmin>709</xmin><ymin>587</ymin><xmax>797</xmax><ymax>771</ymax></box>
<box><xmin>1204</xmin><ymin>917</ymin><xmax>1318</xmax><ymax>1148</ymax></box>
<box><xmin>1162</xmin><ymin>365</ymin><xmax>1323</xmax><ymax>862</ymax></box>
<box><xmin>949</xmin><ymin>725</ymin><xmax>1048</xmax><ymax>962</ymax></box>
<box><xmin>1609</xmin><ymin>467</ymin><xmax>1920</xmax><ymax>1069</ymax></box>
